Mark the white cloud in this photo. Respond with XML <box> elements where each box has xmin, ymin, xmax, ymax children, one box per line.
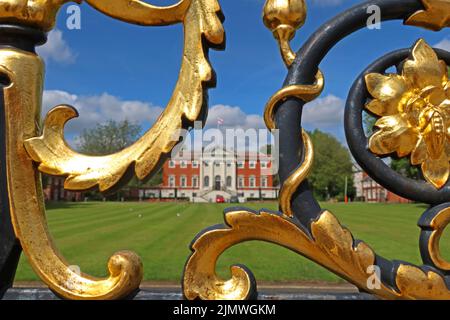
<box><xmin>434</xmin><ymin>38</ymin><xmax>450</xmax><ymax>51</ymax></box>
<box><xmin>206</xmin><ymin>104</ymin><xmax>265</xmax><ymax>130</ymax></box>
<box><xmin>37</xmin><ymin>29</ymin><xmax>76</xmax><ymax>64</ymax></box>
<box><xmin>205</xmin><ymin>95</ymin><xmax>345</xmax><ymax>131</ymax></box>
<box><xmin>42</xmin><ymin>90</ymin><xmax>164</xmax><ymax>135</ymax></box>
<box><xmin>303</xmin><ymin>94</ymin><xmax>345</xmax><ymax>127</ymax></box>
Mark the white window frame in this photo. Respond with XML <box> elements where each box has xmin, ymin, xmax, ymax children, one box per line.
<box><xmin>180</xmin><ymin>175</ymin><xmax>187</xmax><ymax>187</ymax></box>
<box><xmin>237</xmin><ymin>161</ymin><xmax>244</xmax><ymax>168</ymax></box>
<box><xmin>192</xmin><ymin>176</ymin><xmax>198</xmax><ymax>187</ymax></box>
<box><xmin>261</xmin><ymin>176</ymin><xmax>268</xmax><ymax>188</ymax></box>
<box><xmin>169</xmin><ymin>175</ymin><xmax>175</xmax><ymax>187</ymax></box>
<box><xmin>249</xmin><ymin>176</ymin><xmax>256</xmax><ymax>187</ymax></box>
<box><xmin>249</xmin><ymin>161</ymin><xmax>256</xmax><ymax>169</ymax></box>
<box><xmin>238</xmin><ymin>176</ymin><xmax>244</xmax><ymax>188</ymax></box>
<box><xmin>169</xmin><ymin>160</ymin><xmax>176</xmax><ymax>168</ymax></box>
<box><xmin>180</xmin><ymin>161</ymin><xmax>187</xmax><ymax>168</ymax></box>
<box><xmin>192</xmin><ymin>160</ymin><xmax>199</xmax><ymax>168</ymax></box>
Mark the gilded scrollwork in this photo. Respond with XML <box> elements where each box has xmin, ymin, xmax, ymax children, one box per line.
<box><xmin>184</xmin><ymin>206</ymin><xmax>450</xmax><ymax>300</ymax></box>
<box><xmin>0</xmin><ymin>48</ymin><xmax>143</xmax><ymax>300</ymax></box>
<box><xmin>24</xmin><ymin>0</ymin><xmax>225</xmax><ymax>193</ymax></box>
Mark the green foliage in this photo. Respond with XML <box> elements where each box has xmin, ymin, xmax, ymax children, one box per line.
<box><xmin>77</xmin><ymin>120</ymin><xmax>142</xmax><ymax>155</ymax></box>
<box><xmin>390</xmin><ymin>157</ymin><xmax>420</xmax><ymax>179</ymax></box>
<box><xmin>308</xmin><ymin>130</ymin><xmax>356</xmax><ymax>201</ymax></box>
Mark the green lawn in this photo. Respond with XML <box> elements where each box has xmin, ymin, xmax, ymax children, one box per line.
<box><xmin>15</xmin><ymin>202</ymin><xmax>450</xmax><ymax>283</ymax></box>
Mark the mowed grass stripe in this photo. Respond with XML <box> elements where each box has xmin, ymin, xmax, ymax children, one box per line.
<box><xmin>56</xmin><ymin>204</ymin><xmax>213</xmax><ymax>279</ymax></box>
<box><xmin>47</xmin><ymin>202</ymin><xmax>173</xmax><ymax>226</ymax></box>
<box><xmin>48</xmin><ymin>203</ymin><xmax>173</xmax><ymax>238</ymax></box>
<box><xmin>52</xmin><ymin>204</ymin><xmax>180</xmax><ymax>250</ymax></box>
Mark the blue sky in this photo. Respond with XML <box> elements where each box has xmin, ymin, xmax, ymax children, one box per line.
<box><xmin>39</xmin><ymin>0</ymin><xmax>450</xmax><ymax>145</ymax></box>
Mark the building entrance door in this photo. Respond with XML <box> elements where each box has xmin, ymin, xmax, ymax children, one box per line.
<box><xmin>215</xmin><ymin>175</ymin><xmax>221</xmax><ymax>190</ymax></box>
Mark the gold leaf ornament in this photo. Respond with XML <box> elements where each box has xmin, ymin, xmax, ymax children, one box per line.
<box><xmin>405</xmin><ymin>0</ymin><xmax>450</xmax><ymax>31</ymax></box>
<box><xmin>366</xmin><ymin>39</ymin><xmax>450</xmax><ymax>189</ymax></box>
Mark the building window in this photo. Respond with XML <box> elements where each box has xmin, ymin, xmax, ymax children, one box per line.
<box><xmin>249</xmin><ymin>176</ymin><xmax>256</xmax><ymax>187</ymax></box>
<box><xmin>192</xmin><ymin>176</ymin><xmax>198</xmax><ymax>187</ymax></box>
<box><xmin>260</xmin><ymin>161</ymin><xmax>267</xmax><ymax>169</ymax></box>
<box><xmin>204</xmin><ymin>161</ymin><xmax>209</xmax><ymax>167</ymax></box>
<box><xmin>169</xmin><ymin>175</ymin><xmax>175</xmax><ymax>187</ymax></box>
<box><xmin>169</xmin><ymin>160</ymin><xmax>175</xmax><ymax>168</ymax></box>
<box><xmin>261</xmin><ymin>176</ymin><xmax>268</xmax><ymax>188</ymax></box>
<box><xmin>227</xmin><ymin>162</ymin><xmax>232</xmax><ymax>167</ymax></box>
<box><xmin>249</xmin><ymin>161</ymin><xmax>256</xmax><ymax>169</ymax></box>
<box><xmin>215</xmin><ymin>161</ymin><xmax>220</xmax><ymax>167</ymax></box>
<box><xmin>226</xmin><ymin>176</ymin><xmax>232</xmax><ymax>188</ymax></box>
<box><xmin>204</xmin><ymin>176</ymin><xmax>210</xmax><ymax>187</ymax></box>
<box><xmin>180</xmin><ymin>176</ymin><xmax>187</xmax><ymax>187</ymax></box>
<box><xmin>192</xmin><ymin>161</ymin><xmax>199</xmax><ymax>168</ymax></box>
<box><xmin>238</xmin><ymin>176</ymin><xmax>244</xmax><ymax>188</ymax></box>
<box><xmin>237</xmin><ymin>161</ymin><xmax>244</xmax><ymax>168</ymax></box>
<box><xmin>180</xmin><ymin>161</ymin><xmax>187</xmax><ymax>168</ymax></box>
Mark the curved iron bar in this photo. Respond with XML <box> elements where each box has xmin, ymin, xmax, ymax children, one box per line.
<box><xmin>276</xmin><ymin>0</ymin><xmax>434</xmax><ymax>290</ymax></box>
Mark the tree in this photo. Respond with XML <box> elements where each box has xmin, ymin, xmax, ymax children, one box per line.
<box><xmin>76</xmin><ymin>120</ymin><xmax>164</xmax><ymax>199</ymax></box>
<box><xmin>308</xmin><ymin>130</ymin><xmax>356</xmax><ymax>201</ymax></box>
<box><xmin>77</xmin><ymin>120</ymin><xmax>142</xmax><ymax>155</ymax></box>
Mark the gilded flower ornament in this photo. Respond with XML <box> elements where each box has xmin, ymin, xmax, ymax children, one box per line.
<box><xmin>365</xmin><ymin>39</ymin><xmax>450</xmax><ymax>189</ymax></box>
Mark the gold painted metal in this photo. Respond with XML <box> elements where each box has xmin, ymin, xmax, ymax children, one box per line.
<box><xmin>406</xmin><ymin>0</ymin><xmax>450</xmax><ymax>31</ymax></box>
<box><xmin>263</xmin><ymin>0</ymin><xmax>306</xmax><ymax>67</ymax></box>
<box><xmin>25</xmin><ymin>0</ymin><xmax>225</xmax><ymax>193</ymax></box>
<box><xmin>427</xmin><ymin>206</ymin><xmax>450</xmax><ymax>271</ymax></box>
<box><xmin>365</xmin><ymin>39</ymin><xmax>450</xmax><ymax>189</ymax></box>
<box><xmin>83</xmin><ymin>0</ymin><xmax>191</xmax><ymax>26</ymax></box>
<box><xmin>0</xmin><ymin>48</ymin><xmax>143</xmax><ymax>299</ymax></box>
<box><xmin>264</xmin><ymin>70</ymin><xmax>324</xmax><ymax>131</ymax></box>
<box><xmin>278</xmin><ymin>130</ymin><xmax>314</xmax><ymax>218</ymax></box>
<box><xmin>0</xmin><ymin>0</ymin><xmax>78</xmax><ymax>31</ymax></box>
<box><xmin>0</xmin><ymin>0</ymin><xmax>193</xmax><ymax>31</ymax></box>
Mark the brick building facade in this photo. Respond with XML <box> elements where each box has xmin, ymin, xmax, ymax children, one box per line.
<box><xmin>147</xmin><ymin>147</ymin><xmax>279</xmax><ymax>202</ymax></box>
<box><xmin>43</xmin><ymin>175</ymin><xmax>84</xmax><ymax>202</ymax></box>
<box><xmin>354</xmin><ymin>170</ymin><xmax>411</xmax><ymax>203</ymax></box>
